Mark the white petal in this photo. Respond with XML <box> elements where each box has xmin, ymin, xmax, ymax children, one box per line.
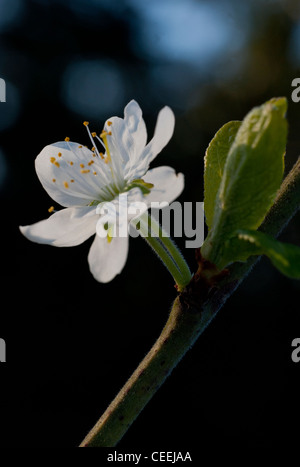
<box><xmin>104</xmin><ymin>101</ymin><xmax>147</xmax><ymax>182</ymax></box>
<box><xmin>143</xmin><ymin>166</ymin><xmax>184</xmax><ymax>205</ymax></box>
<box><xmin>102</xmin><ymin>117</ymin><xmax>131</xmax><ymax>185</ymax></box>
<box><xmin>88</xmin><ymin>234</ymin><xmax>129</xmax><ymax>283</ymax></box>
<box><xmin>20</xmin><ymin>206</ymin><xmax>98</xmax><ymax>247</ymax></box>
<box><xmin>130</xmin><ymin>106</ymin><xmax>175</xmax><ymax>179</ymax></box>
<box><xmin>146</xmin><ymin>107</ymin><xmax>175</xmax><ymax>162</ymax></box>
<box><xmin>35</xmin><ymin>142</ymin><xmax>112</xmax><ymax>207</ymax></box>
<box><xmin>104</xmin><ymin>101</ymin><xmax>147</xmax><ymax>157</ymax></box>
<box><xmin>124</xmin><ymin>100</ymin><xmax>147</xmax><ymax>156</ymax></box>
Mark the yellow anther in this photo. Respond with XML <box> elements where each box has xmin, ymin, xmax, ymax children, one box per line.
<box><xmin>69</xmin><ymin>161</ymin><xmax>74</xmax><ymax>165</ymax></box>
<box><xmin>99</xmin><ymin>152</ymin><xmax>104</xmax><ymax>158</ymax></box>
<box><xmin>78</xmin><ymin>145</ymin><xmax>82</xmax><ymax>148</ymax></box>
<box><xmin>107</xmin><ymin>121</ymin><xmax>112</xmax><ymax>126</ymax></box>
<box><xmin>92</xmin><ymin>146</ymin><xmax>95</xmax><ymax>151</ymax></box>
<box><xmin>64</xmin><ymin>181</ymin><xmax>69</xmax><ymax>188</ymax></box>
<box><xmin>50</xmin><ymin>157</ymin><xmax>56</xmax><ymax>163</ymax></box>
<box><xmin>83</xmin><ymin>121</ymin><xmax>89</xmax><ymax>126</ymax></box>
<box><xmin>65</xmin><ymin>137</ymin><xmax>70</xmax><ymax>142</ymax></box>
<box><xmin>48</xmin><ymin>206</ymin><xmax>55</xmax><ymax>213</ymax></box>
<box><xmin>52</xmin><ymin>178</ymin><xmax>56</xmax><ymax>183</ymax></box>
<box><xmin>80</xmin><ymin>163</ymin><xmax>85</xmax><ymax>168</ymax></box>
<box><xmin>93</xmin><ymin>171</ymin><xmax>97</xmax><ymax>175</ymax></box>
<box><xmin>81</xmin><ymin>169</ymin><xmax>90</xmax><ymax>174</ymax></box>
<box><xmin>108</xmin><ymin>131</ymin><xmax>112</xmax><ymax>136</ymax></box>
<box><xmin>88</xmin><ymin>160</ymin><xmax>94</xmax><ymax>166</ymax></box>
<box><xmin>58</xmin><ymin>152</ymin><xmax>62</xmax><ymax>157</ymax></box>
<box><xmin>91</xmin><ymin>132</ymin><xmax>97</xmax><ymax>137</ymax></box>
<box><xmin>54</xmin><ymin>161</ymin><xmax>60</xmax><ymax>167</ymax></box>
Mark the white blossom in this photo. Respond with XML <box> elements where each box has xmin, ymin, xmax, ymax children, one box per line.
<box><xmin>20</xmin><ymin>100</ymin><xmax>184</xmax><ymax>282</ymax></box>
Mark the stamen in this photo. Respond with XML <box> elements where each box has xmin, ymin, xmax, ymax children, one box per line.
<box><xmin>65</xmin><ymin>137</ymin><xmax>70</xmax><ymax>142</ymax></box>
<box><xmin>64</xmin><ymin>181</ymin><xmax>69</xmax><ymax>188</ymax></box>
<box><xmin>80</xmin><ymin>163</ymin><xmax>85</xmax><ymax>168</ymax></box>
<box><xmin>58</xmin><ymin>152</ymin><xmax>62</xmax><ymax>157</ymax></box>
<box><xmin>81</xmin><ymin>169</ymin><xmax>90</xmax><ymax>174</ymax></box>
<box><xmin>54</xmin><ymin>161</ymin><xmax>60</xmax><ymax>168</ymax></box>
<box><xmin>48</xmin><ymin>206</ymin><xmax>55</xmax><ymax>213</ymax></box>
<box><xmin>50</xmin><ymin>157</ymin><xmax>56</xmax><ymax>163</ymax></box>
<box><xmin>83</xmin><ymin>121</ymin><xmax>103</xmax><ymax>159</ymax></box>
<box><xmin>107</xmin><ymin>121</ymin><xmax>112</xmax><ymax>126</ymax></box>
<box><xmin>95</xmin><ymin>135</ymin><xmax>107</xmax><ymax>151</ymax></box>
<box><xmin>69</xmin><ymin>161</ymin><xmax>74</xmax><ymax>165</ymax></box>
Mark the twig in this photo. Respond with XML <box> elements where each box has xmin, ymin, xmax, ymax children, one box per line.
<box><xmin>80</xmin><ymin>158</ymin><xmax>300</xmax><ymax>447</ymax></box>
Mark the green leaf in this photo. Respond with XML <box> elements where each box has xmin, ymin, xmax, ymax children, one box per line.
<box><xmin>231</xmin><ymin>229</ymin><xmax>300</xmax><ymax>279</ymax></box>
<box><xmin>204</xmin><ymin>121</ymin><xmax>241</xmax><ymax>230</ymax></box>
<box><xmin>201</xmin><ymin>97</ymin><xmax>288</xmax><ymax>268</ymax></box>
<box><xmin>214</xmin><ymin>97</ymin><xmax>287</xmax><ymax>235</ymax></box>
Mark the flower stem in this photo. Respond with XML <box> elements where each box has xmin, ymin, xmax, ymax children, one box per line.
<box><xmin>136</xmin><ymin>212</ymin><xmax>192</xmax><ymax>291</ymax></box>
<box><xmin>149</xmin><ymin>214</ymin><xmax>193</xmax><ymax>284</ymax></box>
<box><xmin>80</xmin><ymin>157</ymin><xmax>300</xmax><ymax>447</ymax></box>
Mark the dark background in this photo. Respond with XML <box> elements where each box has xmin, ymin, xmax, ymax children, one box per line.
<box><xmin>0</xmin><ymin>0</ymin><xmax>300</xmax><ymax>448</ymax></box>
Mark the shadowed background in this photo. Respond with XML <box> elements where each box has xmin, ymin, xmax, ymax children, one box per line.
<box><xmin>0</xmin><ymin>0</ymin><xmax>300</xmax><ymax>448</ymax></box>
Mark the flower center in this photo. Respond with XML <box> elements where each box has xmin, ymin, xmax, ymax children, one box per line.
<box><xmin>80</xmin><ymin>121</ymin><xmax>153</xmax><ymax>205</ymax></box>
